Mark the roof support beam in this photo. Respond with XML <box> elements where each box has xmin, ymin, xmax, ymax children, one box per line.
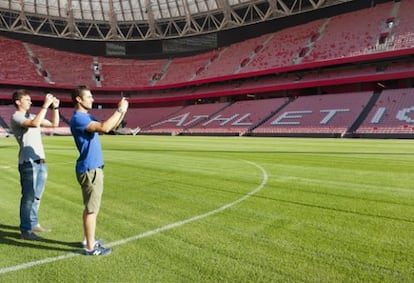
<box><xmin>0</xmin><ymin>0</ymin><xmax>349</xmax><ymax>40</ymax></box>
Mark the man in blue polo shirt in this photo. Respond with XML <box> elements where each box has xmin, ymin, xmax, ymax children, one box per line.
<box><xmin>70</xmin><ymin>85</ymin><xmax>128</xmax><ymax>256</ymax></box>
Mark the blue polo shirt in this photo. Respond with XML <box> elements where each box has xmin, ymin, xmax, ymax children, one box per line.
<box><xmin>70</xmin><ymin>111</ymin><xmax>104</xmax><ymax>174</ymax></box>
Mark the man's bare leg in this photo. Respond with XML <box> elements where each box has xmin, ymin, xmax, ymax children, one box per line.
<box><xmin>83</xmin><ymin>210</ymin><xmax>97</xmax><ymax>250</ymax></box>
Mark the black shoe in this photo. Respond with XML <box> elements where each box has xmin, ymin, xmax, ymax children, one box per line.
<box><xmin>83</xmin><ymin>245</ymin><xmax>112</xmax><ymax>256</ymax></box>
<box><xmin>21</xmin><ymin>231</ymin><xmax>42</xmax><ymax>241</ymax></box>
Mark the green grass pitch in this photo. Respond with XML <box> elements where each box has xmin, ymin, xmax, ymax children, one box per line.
<box><xmin>0</xmin><ymin>135</ymin><xmax>413</xmax><ymax>282</ymax></box>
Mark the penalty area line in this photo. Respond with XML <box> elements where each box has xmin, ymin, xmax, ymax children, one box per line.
<box><xmin>0</xmin><ymin>160</ymin><xmax>268</xmax><ymax>275</ymax></box>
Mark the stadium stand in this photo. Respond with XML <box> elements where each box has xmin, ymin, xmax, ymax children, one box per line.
<box><xmin>391</xmin><ymin>0</ymin><xmax>414</xmax><ymax>50</ymax></box>
<box><xmin>0</xmin><ymin>36</ymin><xmax>42</xmax><ymax>84</ymax></box>
<box><xmin>27</xmin><ymin>43</ymin><xmax>97</xmax><ymax>86</ymax></box>
<box><xmin>0</xmin><ymin>105</ymin><xmax>15</xmax><ymax>134</ymax></box>
<box><xmin>58</xmin><ymin>106</ymin><xmax>74</xmax><ymax>125</ymax></box>
<box><xmin>1</xmin><ymin>1</ymin><xmax>414</xmax><ymax>139</ymax></box>
<box><xmin>356</xmin><ymin>88</ymin><xmax>414</xmax><ymax>136</ymax></box>
<box><xmin>1</xmin><ymin>1</ymin><xmax>413</xmax><ymax>91</ymax></box>
<box><xmin>193</xmin><ymin>34</ymin><xmax>270</xmax><ymax>80</ymax></box>
<box><xmin>120</xmin><ymin>106</ymin><xmax>184</xmax><ymax>131</ymax></box>
<box><xmin>141</xmin><ymin>102</ymin><xmax>230</xmax><ymax>135</ymax></box>
<box><xmin>155</xmin><ymin>51</ymin><xmax>219</xmax><ymax>85</ymax></box>
<box><xmin>98</xmin><ymin>57</ymin><xmax>167</xmax><ymax>87</ymax></box>
<box><xmin>184</xmin><ymin>98</ymin><xmax>289</xmax><ymax>136</ymax></box>
<box><xmin>302</xmin><ymin>2</ymin><xmax>394</xmax><ymax>63</ymax></box>
<box><xmin>242</xmin><ymin>19</ymin><xmax>326</xmax><ymax>72</ymax></box>
<box><xmin>252</xmin><ymin>91</ymin><xmax>374</xmax><ymax>137</ymax></box>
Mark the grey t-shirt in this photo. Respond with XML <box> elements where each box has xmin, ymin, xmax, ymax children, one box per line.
<box><xmin>10</xmin><ymin>111</ymin><xmax>45</xmax><ymax>164</ymax></box>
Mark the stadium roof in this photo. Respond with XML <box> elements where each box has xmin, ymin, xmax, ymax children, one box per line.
<box><xmin>0</xmin><ymin>0</ymin><xmax>355</xmax><ymax>40</ymax></box>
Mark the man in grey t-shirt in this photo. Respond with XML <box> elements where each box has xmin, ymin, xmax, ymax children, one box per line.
<box><xmin>11</xmin><ymin>89</ymin><xmax>60</xmax><ymax>240</ymax></box>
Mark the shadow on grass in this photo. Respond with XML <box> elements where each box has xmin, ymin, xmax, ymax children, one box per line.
<box><xmin>0</xmin><ymin>223</ymin><xmax>81</xmax><ymax>252</ymax></box>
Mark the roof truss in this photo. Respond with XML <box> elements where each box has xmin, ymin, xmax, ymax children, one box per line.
<box><xmin>0</xmin><ymin>0</ymin><xmax>341</xmax><ymax>40</ymax></box>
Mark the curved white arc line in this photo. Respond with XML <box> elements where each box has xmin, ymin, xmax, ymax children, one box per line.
<box><xmin>0</xmin><ymin>253</ymin><xmax>79</xmax><ymax>275</ymax></box>
<box><xmin>107</xmin><ymin>160</ymin><xmax>268</xmax><ymax>247</ymax></box>
<box><xmin>0</xmin><ymin>160</ymin><xmax>268</xmax><ymax>275</ymax></box>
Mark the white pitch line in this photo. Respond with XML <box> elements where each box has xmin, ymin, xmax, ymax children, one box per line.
<box><xmin>0</xmin><ymin>160</ymin><xmax>268</xmax><ymax>275</ymax></box>
<box><xmin>107</xmin><ymin>160</ymin><xmax>268</xmax><ymax>248</ymax></box>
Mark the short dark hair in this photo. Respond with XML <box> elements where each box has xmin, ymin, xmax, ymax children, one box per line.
<box><xmin>12</xmin><ymin>89</ymin><xmax>30</xmax><ymax>108</ymax></box>
<box><xmin>71</xmin><ymin>85</ymin><xmax>90</xmax><ymax>105</ymax></box>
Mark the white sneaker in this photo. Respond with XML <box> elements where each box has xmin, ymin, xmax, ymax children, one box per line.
<box><xmin>32</xmin><ymin>224</ymin><xmax>51</xmax><ymax>232</ymax></box>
